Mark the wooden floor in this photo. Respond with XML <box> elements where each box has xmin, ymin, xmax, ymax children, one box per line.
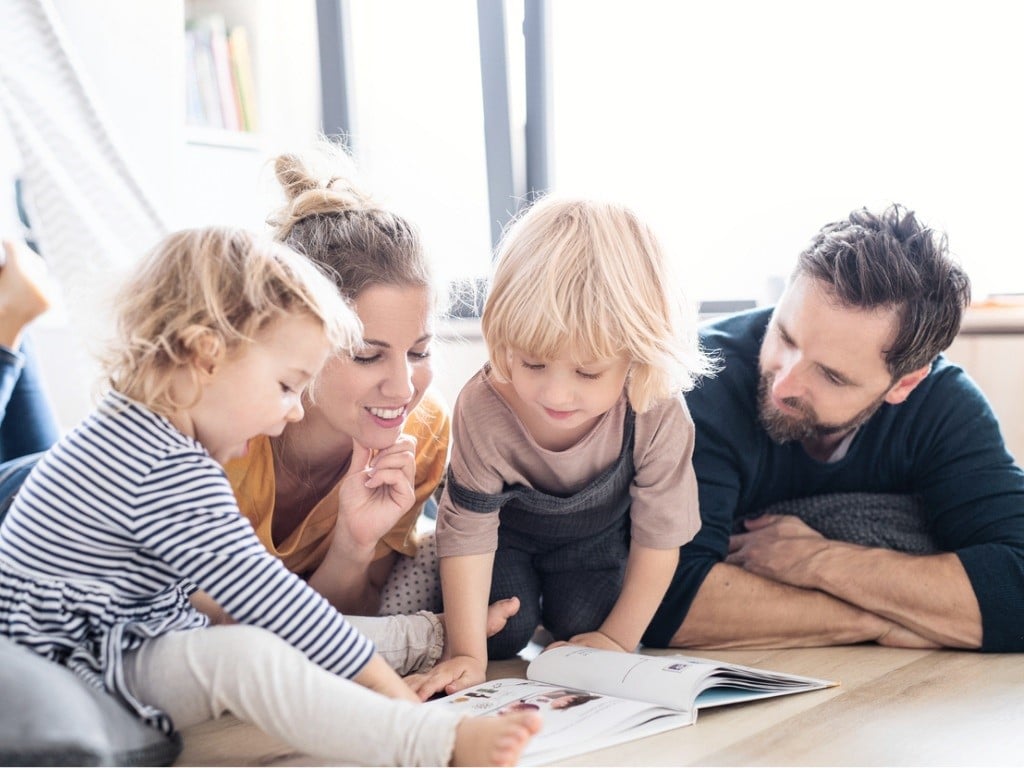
<box><xmin>175</xmin><ymin>644</ymin><xmax>1024</xmax><ymax>766</ymax></box>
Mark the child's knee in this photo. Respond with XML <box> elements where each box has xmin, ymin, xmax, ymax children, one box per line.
<box><xmin>542</xmin><ymin>575</ymin><xmax>622</xmax><ymax>640</ymax></box>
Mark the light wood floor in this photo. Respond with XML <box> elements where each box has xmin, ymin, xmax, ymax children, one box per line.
<box><xmin>175</xmin><ymin>644</ymin><xmax>1024</xmax><ymax>766</ymax></box>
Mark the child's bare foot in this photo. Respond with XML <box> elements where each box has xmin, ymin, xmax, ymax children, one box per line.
<box><xmin>450</xmin><ymin>711</ymin><xmax>542</xmax><ymax>767</ymax></box>
<box><xmin>484</xmin><ymin>596</ymin><xmax>519</xmax><ymax>638</ymax></box>
<box><xmin>438</xmin><ymin>597</ymin><xmax>519</xmax><ymax>662</ymax></box>
<box><xmin>0</xmin><ymin>241</ymin><xmax>53</xmax><ymax>348</ymax></box>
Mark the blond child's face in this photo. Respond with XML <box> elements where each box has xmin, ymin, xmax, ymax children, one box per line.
<box><xmin>305</xmin><ymin>284</ymin><xmax>434</xmax><ymax>451</ymax></box>
<box><xmin>191</xmin><ymin>313</ymin><xmax>332</xmax><ymax>465</ymax></box>
<box><xmin>503</xmin><ymin>348</ymin><xmax>630</xmax><ymax>450</ymax></box>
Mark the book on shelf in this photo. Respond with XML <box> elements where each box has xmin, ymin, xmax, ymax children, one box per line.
<box><xmin>227</xmin><ymin>26</ymin><xmax>258</xmax><ymax>132</ymax></box>
<box><xmin>185</xmin><ymin>22</ymin><xmax>222</xmax><ymax>130</ymax></box>
<box><xmin>184</xmin><ymin>14</ymin><xmax>257</xmax><ymax>134</ymax></box>
<box><xmin>429</xmin><ymin>646</ymin><xmax>836</xmax><ymax>765</ymax></box>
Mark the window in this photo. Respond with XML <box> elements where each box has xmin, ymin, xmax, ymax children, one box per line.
<box><xmin>343</xmin><ymin>0</ymin><xmax>494</xmax><ymax>292</ymax></box>
<box><xmin>332</xmin><ymin>0</ymin><xmax>1024</xmax><ymax>305</ymax></box>
<box><xmin>548</xmin><ymin>0</ymin><xmax>1024</xmax><ymax>302</ymax></box>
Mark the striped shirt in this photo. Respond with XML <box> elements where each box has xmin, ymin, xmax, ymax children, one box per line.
<box><xmin>0</xmin><ymin>390</ymin><xmax>373</xmax><ymax>732</ymax></box>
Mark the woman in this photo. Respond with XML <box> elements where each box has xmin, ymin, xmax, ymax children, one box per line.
<box><xmin>223</xmin><ymin>144</ymin><xmax>449</xmax><ymax>617</ymax></box>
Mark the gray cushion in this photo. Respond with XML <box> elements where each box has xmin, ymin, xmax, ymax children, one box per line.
<box><xmin>749</xmin><ymin>492</ymin><xmax>940</xmax><ymax>555</ymax></box>
<box><xmin>0</xmin><ymin>636</ymin><xmax>181</xmax><ymax>766</ymax></box>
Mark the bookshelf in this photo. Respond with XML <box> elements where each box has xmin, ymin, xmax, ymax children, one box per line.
<box><xmin>184</xmin><ymin>5</ymin><xmax>259</xmax><ymax>139</ymax></box>
<box><xmin>42</xmin><ymin>1</ymin><xmax>320</xmax><ymax>231</ymax></box>
<box><xmin>29</xmin><ymin>0</ymin><xmax>324</xmax><ymax>428</ymax></box>
<box><xmin>178</xmin><ymin>0</ymin><xmax>322</xmax><ymax>229</ymax></box>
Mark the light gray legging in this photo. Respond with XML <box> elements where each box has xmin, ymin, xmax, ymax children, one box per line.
<box><xmin>122</xmin><ymin>615</ymin><xmax>458</xmax><ymax>766</ymax></box>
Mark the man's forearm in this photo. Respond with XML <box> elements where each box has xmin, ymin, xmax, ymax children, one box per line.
<box><xmin>668</xmin><ymin>563</ymin><xmax>918</xmax><ymax>649</ymax></box>
<box><xmin>727</xmin><ymin>515</ymin><xmax>983</xmax><ymax>649</ymax></box>
<box><xmin>806</xmin><ymin>546</ymin><xmax>982</xmax><ymax>648</ymax></box>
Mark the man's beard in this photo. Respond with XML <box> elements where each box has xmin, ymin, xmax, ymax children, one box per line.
<box><xmin>756</xmin><ymin>371</ymin><xmax>887</xmax><ymax>445</ymax></box>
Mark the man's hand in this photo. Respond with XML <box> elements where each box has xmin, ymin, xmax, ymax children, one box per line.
<box><xmin>725</xmin><ymin>514</ymin><xmax>981</xmax><ymax>649</ymax></box>
<box><xmin>404</xmin><ymin>655</ymin><xmax>486</xmax><ymax>701</ymax></box>
<box><xmin>726</xmin><ymin>514</ymin><xmax>834</xmax><ymax>588</ymax></box>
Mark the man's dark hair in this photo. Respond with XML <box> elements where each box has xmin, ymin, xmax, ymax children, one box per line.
<box><xmin>793</xmin><ymin>203</ymin><xmax>971</xmax><ymax>378</ymax></box>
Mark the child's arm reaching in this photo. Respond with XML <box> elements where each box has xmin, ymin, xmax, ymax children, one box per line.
<box><xmin>563</xmin><ymin>544</ymin><xmax>679</xmax><ymax>652</ymax></box>
<box><xmin>354</xmin><ymin>654</ymin><xmax>421</xmax><ymax>703</ymax></box>
<box><xmin>559</xmin><ymin>395</ymin><xmax>697</xmax><ymax>652</ymax></box>
<box><xmin>405</xmin><ymin>552</ymin><xmax>494</xmax><ymax>700</ymax></box>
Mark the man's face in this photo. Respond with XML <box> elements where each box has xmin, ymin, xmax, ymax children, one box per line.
<box><xmin>757</xmin><ymin>275</ymin><xmax>903</xmax><ymax>448</ymax></box>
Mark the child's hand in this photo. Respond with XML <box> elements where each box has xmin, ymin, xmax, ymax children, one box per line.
<box><xmin>550</xmin><ymin>630</ymin><xmax>628</xmax><ymax>653</ymax></box>
<box><xmin>354</xmin><ymin>654</ymin><xmax>420</xmax><ymax>703</ymax></box>
<box><xmin>334</xmin><ymin>436</ymin><xmax>417</xmax><ymax>552</ymax></box>
<box><xmin>404</xmin><ymin>655</ymin><xmax>486</xmax><ymax>701</ymax></box>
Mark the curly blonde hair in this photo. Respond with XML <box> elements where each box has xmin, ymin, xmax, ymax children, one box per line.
<box><xmin>482</xmin><ymin>196</ymin><xmax>715</xmax><ymax>413</ymax></box>
<box><xmin>103</xmin><ymin>227</ymin><xmax>359</xmax><ymax>417</ymax></box>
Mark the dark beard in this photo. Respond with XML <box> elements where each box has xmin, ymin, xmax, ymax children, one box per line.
<box><xmin>756</xmin><ymin>371</ymin><xmax>886</xmax><ymax>446</ymax></box>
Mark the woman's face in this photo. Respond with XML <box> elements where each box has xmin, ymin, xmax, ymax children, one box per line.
<box><xmin>310</xmin><ymin>283</ymin><xmax>434</xmax><ymax>451</ymax></box>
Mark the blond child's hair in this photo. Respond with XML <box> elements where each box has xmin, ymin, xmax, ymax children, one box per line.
<box><xmin>482</xmin><ymin>196</ymin><xmax>714</xmax><ymax>413</ymax></box>
<box><xmin>103</xmin><ymin>227</ymin><xmax>359</xmax><ymax>417</ymax></box>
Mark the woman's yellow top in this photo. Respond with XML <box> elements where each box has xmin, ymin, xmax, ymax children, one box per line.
<box><xmin>225</xmin><ymin>389</ymin><xmax>450</xmax><ymax>577</ymax></box>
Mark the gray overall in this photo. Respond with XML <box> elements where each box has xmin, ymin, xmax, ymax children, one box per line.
<box><xmin>446</xmin><ymin>407</ymin><xmax>636</xmax><ymax>659</ymax></box>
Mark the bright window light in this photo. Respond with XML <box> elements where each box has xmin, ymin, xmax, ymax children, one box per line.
<box><xmin>549</xmin><ymin>0</ymin><xmax>1024</xmax><ymax>303</ymax></box>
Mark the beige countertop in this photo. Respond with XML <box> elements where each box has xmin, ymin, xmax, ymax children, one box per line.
<box><xmin>960</xmin><ymin>303</ymin><xmax>1024</xmax><ymax>334</ymax></box>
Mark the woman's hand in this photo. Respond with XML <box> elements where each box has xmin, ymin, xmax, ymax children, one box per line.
<box><xmin>333</xmin><ymin>435</ymin><xmax>417</xmax><ymax>552</ymax></box>
<box><xmin>308</xmin><ymin>436</ymin><xmax>416</xmax><ymax>614</ymax></box>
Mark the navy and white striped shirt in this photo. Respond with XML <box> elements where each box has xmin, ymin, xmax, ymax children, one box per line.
<box><xmin>0</xmin><ymin>390</ymin><xmax>373</xmax><ymax>731</ymax></box>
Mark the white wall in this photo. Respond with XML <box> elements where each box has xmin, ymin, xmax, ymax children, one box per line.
<box><xmin>433</xmin><ymin>321</ymin><xmax>487</xmax><ymax>410</ymax></box>
<box><xmin>6</xmin><ymin>0</ymin><xmax>323</xmax><ymax>429</ymax></box>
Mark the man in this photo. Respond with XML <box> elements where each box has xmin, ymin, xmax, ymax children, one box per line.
<box><xmin>644</xmin><ymin>204</ymin><xmax>1024</xmax><ymax>652</ymax></box>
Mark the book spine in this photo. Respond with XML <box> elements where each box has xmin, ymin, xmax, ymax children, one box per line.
<box><xmin>183</xmin><ymin>29</ymin><xmax>205</xmax><ymax>127</ymax></box>
<box><xmin>227</xmin><ymin>26</ymin><xmax>258</xmax><ymax>133</ymax></box>
<box><xmin>202</xmin><ymin>14</ymin><xmax>241</xmax><ymax>132</ymax></box>
<box><xmin>187</xmin><ymin>24</ymin><xmax>224</xmax><ymax>130</ymax></box>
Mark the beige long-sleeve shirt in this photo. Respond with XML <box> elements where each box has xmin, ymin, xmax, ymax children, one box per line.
<box><xmin>436</xmin><ymin>367</ymin><xmax>701</xmax><ymax>558</ymax></box>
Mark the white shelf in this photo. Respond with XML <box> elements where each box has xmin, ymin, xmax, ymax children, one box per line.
<box><xmin>184</xmin><ymin>125</ymin><xmax>263</xmax><ymax>151</ymax></box>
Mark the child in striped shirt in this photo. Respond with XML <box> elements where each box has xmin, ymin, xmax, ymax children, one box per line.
<box><xmin>0</xmin><ymin>227</ymin><xmax>539</xmax><ymax>766</ymax></box>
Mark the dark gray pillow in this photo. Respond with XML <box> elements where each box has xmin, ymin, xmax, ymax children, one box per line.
<box><xmin>0</xmin><ymin>636</ymin><xmax>181</xmax><ymax>766</ymax></box>
<box><xmin>747</xmin><ymin>492</ymin><xmax>940</xmax><ymax>555</ymax></box>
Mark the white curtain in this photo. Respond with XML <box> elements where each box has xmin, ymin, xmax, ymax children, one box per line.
<box><xmin>0</xmin><ymin>0</ymin><xmax>166</xmax><ymax>341</ymax></box>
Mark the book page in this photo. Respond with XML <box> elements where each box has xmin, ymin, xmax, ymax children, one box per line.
<box><xmin>428</xmin><ymin>678</ymin><xmax>692</xmax><ymax>766</ymax></box>
<box><xmin>527</xmin><ymin>646</ymin><xmax>833</xmax><ymax>712</ymax></box>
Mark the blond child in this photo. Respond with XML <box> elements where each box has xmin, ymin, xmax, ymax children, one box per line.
<box><xmin>0</xmin><ymin>227</ymin><xmax>539</xmax><ymax>765</ymax></box>
<box><xmin>409</xmin><ymin>197</ymin><xmax>714</xmax><ymax>698</ymax></box>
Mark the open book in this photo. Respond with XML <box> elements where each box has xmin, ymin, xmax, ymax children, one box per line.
<box><xmin>430</xmin><ymin>646</ymin><xmax>836</xmax><ymax>765</ymax></box>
